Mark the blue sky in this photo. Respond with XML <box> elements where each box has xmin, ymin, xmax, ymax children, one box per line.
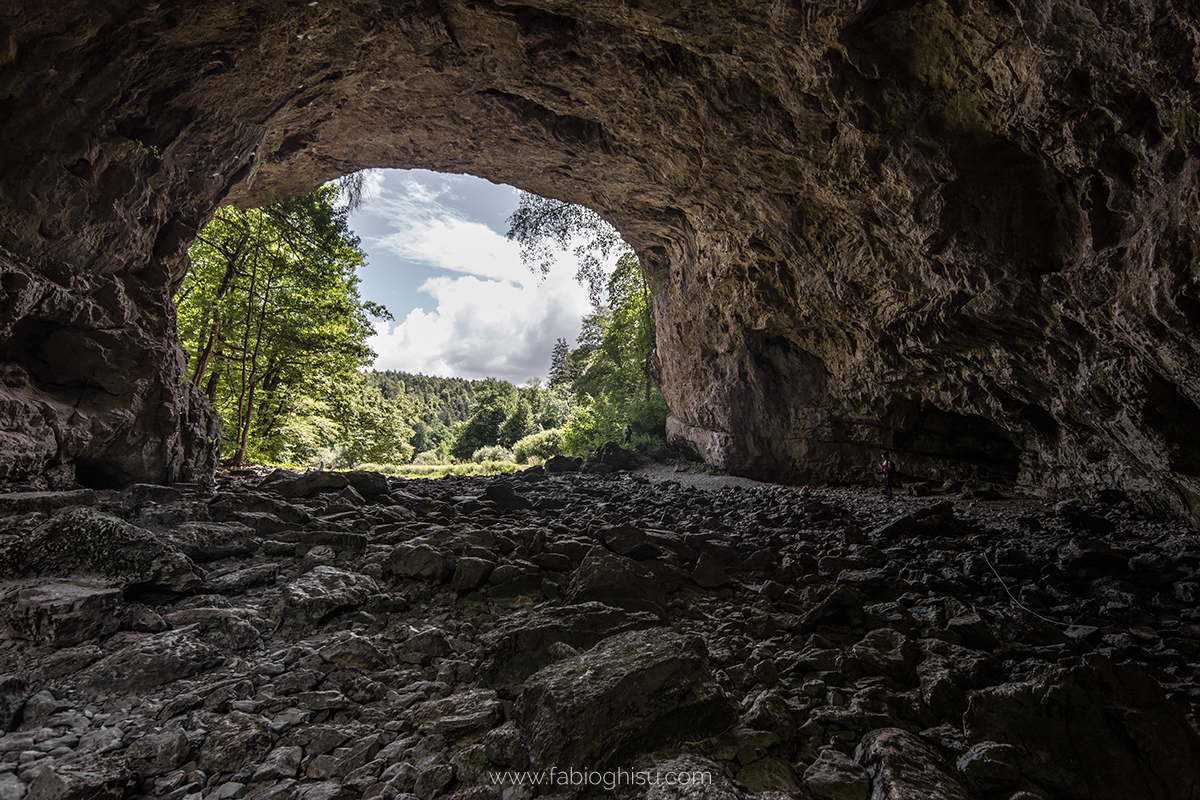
<box><xmin>346</xmin><ymin>170</ymin><xmax>599</xmax><ymax>384</ymax></box>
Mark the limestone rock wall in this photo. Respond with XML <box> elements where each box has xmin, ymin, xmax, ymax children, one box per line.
<box><xmin>1</xmin><ymin>0</ymin><xmax>1198</xmax><ymax>514</ymax></box>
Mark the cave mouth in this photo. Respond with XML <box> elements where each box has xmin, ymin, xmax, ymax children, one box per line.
<box><xmin>175</xmin><ymin>168</ymin><xmax>646</xmax><ymax>472</ymax></box>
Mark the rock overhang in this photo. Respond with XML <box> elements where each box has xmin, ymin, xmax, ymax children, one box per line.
<box><xmin>1</xmin><ymin>0</ymin><xmax>1199</xmax><ymax>518</ymax></box>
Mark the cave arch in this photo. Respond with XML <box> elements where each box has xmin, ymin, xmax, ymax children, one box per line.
<box><xmin>2</xmin><ymin>0</ymin><xmax>1200</xmax><ymax>517</ymax></box>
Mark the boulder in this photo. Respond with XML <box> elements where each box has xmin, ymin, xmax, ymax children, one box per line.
<box><xmin>515</xmin><ymin>628</ymin><xmax>736</xmax><ymax>769</ymax></box>
<box><xmin>260</xmin><ymin>469</ymin><xmax>351</xmax><ymax>497</ymax></box>
<box><xmin>0</xmin><ymin>676</ymin><xmax>26</xmax><ymax>733</ymax></box>
<box><xmin>274</xmin><ymin>566</ymin><xmax>379</xmax><ymax>629</ymax></box>
<box><xmin>595</xmin><ymin>523</ymin><xmax>661</xmax><ymax>560</ymax></box>
<box><xmin>387</xmin><ymin>543</ymin><xmax>454</xmax><ymax>583</ymax></box>
<box><xmin>565</xmin><ymin>545</ymin><xmax>668</xmax><ymax>615</ymax></box>
<box><xmin>78</xmin><ymin>627</ymin><xmax>223</xmax><ymax>692</ymax></box>
<box><xmin>803</xmin><ymin>747</ymin><xmax>871</xmax><ymax>800</ymax></box>
<box><xmin>963</xmin><ymin>656</ymin><xmax>1200</xmax><ymax>800</ymax></box>
<box><xmin>0</xmin><ymin>507</ymin><xmax>203</xmax><ymax>590</ymax></box>
<box><xmin>590</xmin><ymin>442</ymin><xmax>647</xmax><ymax>471</ymax></box>
<box><xmin>480</xmin><ymin>602</ymin><xmax>663</xmax><ymax>684</ymax></box>
<box><xmin>4</xmin><ymin>582</ymin><xmax>122</xmax><ymax>646</ymax></box>
<box><xmin>544</xmin><ymin>455</ymin><xmax>582</xmax><ymax>473</ymax></box>
<box><xmin>410</xmin><ymin>689</ymin><xmax>502</xmax><ymax>741</ymax></box>
<box><xmin>344</xmin><ymin>470</ymin><xmax>390</xmax><ymax>497</ymax></box>
<box><xmin>855</xmin><ymin>728</ymin><xmax>972</xmax><ymax>800</ymax></box>
<box><xmin>482</xmin><ymin>482</ymin><xmax>533</xmax><ymax>510</ymax></box>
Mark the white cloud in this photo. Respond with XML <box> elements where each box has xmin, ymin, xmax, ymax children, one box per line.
<box><xmin>375</xmin><ymin>217</ymin><xmax>529</xmax><ymax>283</ymax></box>
<box><xmin>369</xmin><ymin>266</ymin><xmax>590</xmax><ymax>382</ymax></box>
<box><xmin>359</xmin><ymin>171</ymin><xmax>603</xmax><ymax>382</ymax></box>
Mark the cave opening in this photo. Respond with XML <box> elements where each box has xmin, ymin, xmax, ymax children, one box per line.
<box><xmin>174</xmin><ymin>167</ymin><xmax>661</xmax><ymax>473</ymax></box>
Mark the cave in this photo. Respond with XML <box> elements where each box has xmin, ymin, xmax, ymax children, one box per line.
<box><xmin>2</xmin><ymin>0</ymin><xmax>1200</xmax><ymax>519</ymax></box>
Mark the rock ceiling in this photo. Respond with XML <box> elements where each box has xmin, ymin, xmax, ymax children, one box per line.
<box><xmin>1</xmin><ymin>0</ymin><xmax>1199</xmax><ymax>517</ymax></box>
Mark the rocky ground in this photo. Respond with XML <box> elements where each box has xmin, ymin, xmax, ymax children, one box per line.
<box><xmin>1</xmin><ymin>449</ymin><xmax>1199</xmax><ymax>800</ymax></box>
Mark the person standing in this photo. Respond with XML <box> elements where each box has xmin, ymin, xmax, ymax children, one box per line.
<box><xmin>622</xmin><ymin>424</ymin><xmax>632</xmax><ymax>445</ymax></box>
<box><xmin>880</xmin><ymin>451</ymin><xmax>895</xmax><ymax>499</ymax></box>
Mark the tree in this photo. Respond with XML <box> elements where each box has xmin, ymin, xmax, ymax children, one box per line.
<box><xmin>548</xmin><ymin>338</ymin><xmax>572</xmax><ymax>386</ymax></box>
<box><xmin>498</xmin><ymin>396</ymin><xmax>536</xmax><ymax>448</ymax></box>
<box><xmin>177</xmin><ymin>185</ymin><xmax>389</xmax><ymax>466</ymax></box>
<box><xmin>448</xmin><ymin>379</ymin><xmax>517</xmax><ymax>460</ymax></box>
<box><xmin>332</xmin><ymin>376</ymin><xmax>415</xmax><ymax>466</ymax></box>
<box><xmin>506</xmin><ymin>191</ymin><xmax>624</xmax><ymax>305</ymax></box>
<box><xmin>507</xmin><ymin>193</ymin><xmax>668</xmax><ymax>457</ymax></box>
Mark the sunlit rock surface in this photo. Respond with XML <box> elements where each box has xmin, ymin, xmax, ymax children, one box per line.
<box><xmin>1</xmin><ymin>0</ymin><xmax>1199</xmax><ymax>515</ymax></box>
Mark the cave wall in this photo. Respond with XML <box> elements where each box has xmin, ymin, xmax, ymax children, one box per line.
<box><xmin>1</xmin><ymin>0</ymin><xmax>1199</xmax><ymax>515</ymax></box>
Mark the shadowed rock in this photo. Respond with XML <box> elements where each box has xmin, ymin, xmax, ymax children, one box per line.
<box><xmin>0</xmin><ymin>507</ymin><xmax>202</xmax><ymax>591</ymax></box>
<box><xmin>515</xmin><ymin>628</ymin><xmax>736</xmax><ymax>770</ymax></box>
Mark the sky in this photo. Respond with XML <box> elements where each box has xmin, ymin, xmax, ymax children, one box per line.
<box><xmin>345</xmin><ymin>169</ymin><xmax>602</xmax><ymax>384</ymax></box>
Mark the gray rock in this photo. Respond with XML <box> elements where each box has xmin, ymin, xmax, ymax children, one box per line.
<box><xmin>0</xmin><ymin>490</ymin><xmax>96</xmax><ymax>515</ymax></box>
<box><xmin>0</xmin><ymin>676</ymin><xmax>27</xmax><ymax>733</ymax></box>
<box><xmin>479</xmin><ymin>602</ymin><xmax>663</xmax><ymax>684</ymax></box>
<box><xmin>483</xmin><ymin>724</ymin><xmax>529</xmax><ymax>770</ymax></box>
<box><xmin>0</xmin><ymin>772</ymin><xmax>25</xmax><ymax>800</ymax></box>
<box><xmin>345</xmin><ymin>470</ymin><xmax>390</xmax><ymax>497</ymax></box>
<box><xmin>388</xmin><ymin>543</ymin><xmax>454</xmax><ymax>583</ymax></box>
<box><xmin>596</xmin><ymin>524</ymin><xmax>661</xmax><ymax>560</ymax></box>
<box><xmin>262</xmin><ymin>469</ymin><xmax>351</xmax><ymax>498</ymax></box>
<box><xmin>543</xmin><ymin>456</ymin><xmax>582</xmax><ymax>473</ymax></box>
<box><xmin>848</xmin><ymin>628</ymin><xmax>916</xmax><ymax>680</ymax></box>
<box><xmin>565</xmin><ymin>546</ymin><xmax>667</xmax><ymax>615</ymax></box>
<box><xmin>450</xmin><ymin>557</ymin><xmax>495</xmax><ymax>593</ymax></box>
<box><xmin>0</xmin><ymin>507</ymin><xmax>202</xmax><ymax>590</ymax></box>
<box><xmin>855</xmin><ymin>728</ymin><xmax>971</xmax><ymax>800</ymax></box>
<box><xmin>482</xmin><ymin>482</ymin><xmax>532</xmax><ymax>510</ymax></box>
<box><xmin>199</xmin><ymin>711</ymin><xmax>274</xmax><ymax>774</ymax></box>
<box><xmin>955</xmin><ymin>741</ymin><xmax>1020</xmax><ymax>793</ymax></box>
<box><xmin>414</xmin><ymin>763</ymin><xmax>453</xmax><ymax>800</ymax></box>
<box><xmin>515</xmin><ymin>628</ymin><xmax>736</xmax><ymax>769</ymax></box>
<box><xmin>964</xmin><ymin>656</ymin><xmax>1200</xmax><ymax>800</ymax></box>
<box><xmin>691</xmin><ymin>551</ymin><xmax>731</xmax><ymax>588</ymax></box>
<box><xmin>736</xmin><ymin>756</ymin><xmax>800</xmax><ymax>794</ymax></box>
<box><xmin>78</xmin><ymin>627</ymin><xmax>222</xmax><ymax>692</ymax></box>
<box><xmin>319</xmin><ymin>632</ymin><xmax>387</xmax><ymax>671</ymax></box>
<box><xmin>410</xmin><ymin>689</ymin><xmax>501</xmax><ymax>741</ymax></box>
<box><xmin>274</xmin><ymin>566</ymin><xmax>379</xmax><ymax>628</ymax></box>
<box><xmin>4</xmin><ymin>583</ymin><xmax>122</xmax><ymax>646</ymax></box>
<box><xmin>803</xmin><ymin>747</ymin><xmax>870</xmax><ymax>800</ymax></box>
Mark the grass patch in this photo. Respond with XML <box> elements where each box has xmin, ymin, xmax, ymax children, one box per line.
<box><xmin>359</xmin><ymin>460</ymin><xmax>526</xmax><ymax>479</ymax></box>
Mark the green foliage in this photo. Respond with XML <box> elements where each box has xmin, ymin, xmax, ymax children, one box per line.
<box><xmin>630</xmin><ymin>432</ymin><xmax>669</xmax><ymax>459</ymax></box>
<box><xmin>572</xmin><ymin>251</ymin><xmax>657</xmax><ymax>404</ymax></box>
<box><xmin>512</xmin><ymin>428</ymin><xmax>565</xmax><ymax>464</ymax></box>
<box><xmin>449</xmin><ymin>379</ymin><xmax>517</xmax><ymax>460</ymax></box>
<box><xmin>506</xmin><ymin>192</ymin><xmax>623</xmax><ymax>305</ymax></box>
<box><xmin>537</xmin><ymin>384</ymin><xmax>576</xmax><ymax>429</ymax></box>
<box><xmin>497</xmin><ymin>396</ymin><xmax>537</xmax><ymax>448</ymax></box>
<box><xmin>412</xmin><ymin>450</ymin><xmax>444</xmax><ymax>465</ymax></box>
<box><xmin>471</xmin><ymin>445</ymin><xmax>514</xmax><ymax>463</ymax></box>
<box><xmin>177</xmin><ymin>185</ymin><xmax>390</xmax><ymax>466</ymax></box>
<box><xmin>330</xmin><ymin>377</ymin><xmax>415</xmax><ymax>467</ymax></box>
<box><xmin>509</xmin><ymin>193</ymin><xmax>670</xmax><ymax>462</ymax></box>
<box><xmin>392</xmin><ymin>461</ymin><xmax>524</xmax><ymax>479</ymax></box>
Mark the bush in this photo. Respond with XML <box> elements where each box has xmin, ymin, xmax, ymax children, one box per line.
<box><xmin>471</xmin><ymin>445</ymin><xmax>514</xmax><ymax>463</ymax></box>
<box><xmin>512</xmin><ymin>428</ymin><xmax>565</xmax><ymax>464</ymax></box>
<box><xmin>412</xmin><ymin>450</ymin><xmax>444</xmax><ymax>465</ymax></box>
<box><xmin>630</xmin><ymin>433</ymin><xmax>669</xmax><ymax>459</ymax></box>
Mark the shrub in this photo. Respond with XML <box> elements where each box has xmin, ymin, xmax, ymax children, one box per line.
<box><xmin>512</xmin><ymin>428</ymin><xmax>565</xmax><ymax>464</ymax></box>
<box><xmin>412</xmin><ymin>450</ymin><xmax>444</xmax><ymax>465</ymax></box>
<box><xmin>471</xmin><ymin>445</ymin><xmax>514</xmax><ymax>463</ymax></box>
<box><xmin>630</xmin><ymin>433</ymin><xmax>668</xmax><ymax>459</ymax></box>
